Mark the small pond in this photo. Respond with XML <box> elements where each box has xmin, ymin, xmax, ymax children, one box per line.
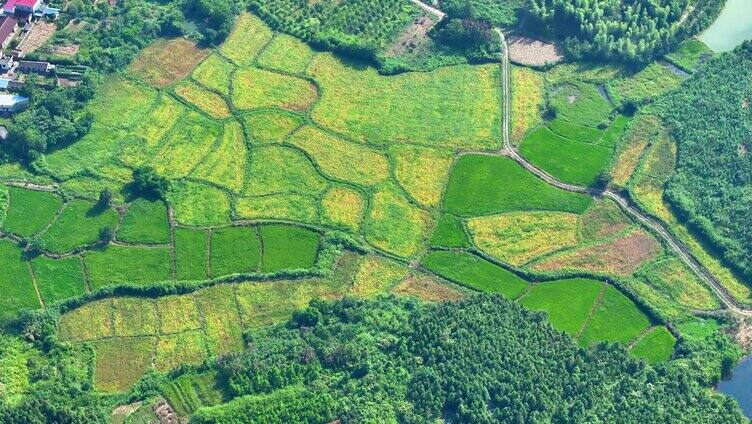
<box><xmin>699</xmin><ymin>0</ymin><xmax>752</xmax><ymax>52</ymax></box>
<box><xmin>717</xmin><ymin>355</ymin><xmax>752</xmax><ymax>418</ymax></box>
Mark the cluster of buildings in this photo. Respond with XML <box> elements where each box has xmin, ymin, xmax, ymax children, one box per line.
<box><xmin>0</xmin><ymin>0</ymin><xmax>58</xmax><ymax>113</ymax></box>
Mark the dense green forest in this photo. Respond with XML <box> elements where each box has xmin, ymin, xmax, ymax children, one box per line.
<box><xmin>658</xmin><ymin>41</ymin><xmax>752</xmax><ymax>280</ymax></box>
<box><xmin>524</xmin><ymin>0</ymin><xmax>722</xmax><ymax>63</ymax></box>
<box><xmin>441</xmin><ymin>0</ymin><xmax>525</xmax><ymax>26</ymax></box>
<box><xmin>187</xmin><ymin>295</ymin><xmax>744</xmax><ymax>423</ymax></box>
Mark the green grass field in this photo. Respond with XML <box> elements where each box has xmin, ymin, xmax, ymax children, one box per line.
<box><xmin>429</xmin><ymin>214</ymin><xmax>470</xmax><ymax>248</ymax></box>
<box><xmin>422</xmin><ymin>250</ymin><xmax>529</xmax><ymax>299</ymax></box>
<box><xmin>0</xmin><ymin>241</ymin><xmax>39</xmax><ymax>318</ymax></box>
<box><xmin>520</xmin><ymin>127</ymin><xmax>612</xmax><ymax>186</ymax></box>
<box><xmin>257</xmin><ymin>34</ymin><xmax>314</xmax><ymax>75</ymax></box>
<box><xmin>606</xmin><ymin>63</ymin><xmax>683</xmax><ymax>106</ymax></box>
<box><xmin>549</xmin><ymin>82</ymin><xmax>612</xmax><ymax>127</ymax></box>
<box><xmin>443</xmin><ymin>154</ymin><xmax>592</xmax><ymax>216</ymax></box>
<box><xmin>364</xmin><ymin>184</ymin><xmax>430</xmax><ymax>258</ymax></box>
<box><xmin>118</xmin><ymin>199</ymin><xmax>170</xmax><ymax>244</ymax></box>
<box><xmin>209</xmin><ymin>227</ymin><xmax>261</xmax><ymax>277</ymax></box>
<box><xmin>666</xmin><ymin>39</ymin><xmax>712</xmax><ymax>72</ymax></box>
<box><xmin>630</xmin><ymin>326</ymin><xmax>676</xmax><ymax>363</ymax></box>
<box><xmin>232</xmin><ymin>67</ymin><xmax>317</xmax><ymax>111</ymax></box>
<box><xmin>310</xmin><ymin>54</ymin><xmax>501</xmax><ymax>150</ymax></box>
<box><xmin>519</xmin><ymin>279</ymin><xmax>603</xmax><ymax>335</ymax></box>
<box><xmin>175</xmin><ymin>228</ymin><xmax>209</xmax><ymax>281</ymax></box>
<box><xmin>547</xmin><ymin>119</ymin><xmax>603</xmax><ymax>143</ymax></box>
<box><xmin>3</xmin><ymin>187</ymin><xmax>62</xmax><ymax>237</ymax></box>
<box><xmin>578</xmin><ymin>285</ymin><xmax>651</xmax><ymax>346</ymax></box>
<box><xmin>42</xmin><ymin>200</ymin><xmax>119</xmax><ymax>253</ymax></box>
<box><xmin>244</xmin><ymin>110</ymin><xmax>302</xmax><ymax>144</ymax></box>
<box><xmin>30</xmin><ymin>256</ymin><xmax>86</xmax><ymax>305</ymax></box>
<box><xmin>84</xmin><ymin>245</ymin><xmax>173</xmax><ymax>290</ymax></box>
<box><xmin>258</xmin><ymin>225</ymin><xmax>319</xmax><ymax>272</ymax></box>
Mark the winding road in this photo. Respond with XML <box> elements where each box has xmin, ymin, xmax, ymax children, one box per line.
<box><xmin>494</xmin><ymin>29</ymin><xmax>752</xmax><ymax>317</ymax></box>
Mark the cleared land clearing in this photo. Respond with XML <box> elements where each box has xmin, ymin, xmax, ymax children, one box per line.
<box><xmin>257</xmin><ymin>34</ymin><xmax>314</xmax><ymax>75</ymax></box>
<box><xmin>288</xmin><ymin>126</ymin><xmax>389</xmax><ymax>187</ymax></box>
<box><xmin>219</xmin><ymin>13</ymin><xmax>273</xmax><ymax>66</ymax></box>
<box><xmin>468</xmin><ymin>211</ymin><xmax>579</xmax><ymax>266</ymax></box>
<box><xmin>390</xmin><ymin>144</ymin><xmax>453</xmax><ymax>207</ymax></box>
<box><xmin>320</xmin><ymin>186</ymin><xmax>365</xmax><ymax>231</ymax></box>
<box><xmin>443</xmin><ymin>154</ymin><xmax>592</xmax><ymax>216</ymax></box>
<box><xmin>129</xmin><ymin>38</ymin><xmax>208</xmax><ymax>88</ymax></box>
<box><xmin>422</xmin><ymin>250</ymin><xmax>528</xmax><ymax>299</ymax></box>
<box><xmin>519</xmin><ymin>279</ymin><xmax>603</xmax><ymax>335</ymax></box>
<box><xmin>393</xmin><ymin>275</ymin><xmax>465</xmax><ymax>302</ymax></box>
<box><xmin>578</xmin><ymin>200</ymin><xmax>631</xmax><ymax>241</ymax></box>
<box><xmin>42</xmin><ymin>200</ymin><xmax>119</xmax><ymax>253</ymax></box>
<box><xmin>174</xmin><ymin>81</ymin><xmax>231</xmax><ymax>119</ymax></box>
<box><xmin>232</xmin><ymin>67</ymin><xmax>317</xmax><ymax>111</ymax></box>
<box><xmin>511</xmin><ymin>66</ymin><xmax>544</xmax><ymax>143</ymax></box>
<box><xmin>532</xmin><ymin>229</ymin><xmax>661</xmax><ymax>276</ymax></box>
<box><xmin>507</xmin><ymin>36</ymin><xmax>564</xmax><ymax>67</ymax></box>
<box><xmin>3</xmin><ymin>187</ymin><xmax>62</xmax><ymax>237</ymax></box>
<box><xmin>309</xmin><ymin>53</ymin><xmax>501</xmax><ymax>149</ymax></box>
<box><xmin>118</xmin><ymin>199</ymin><xmax>170</xmax><ymax>244</ymax></box>
<box><xmin>520</xmin><ymin>127</ymin><xmax>612</xmax><ymax>186</ymax></box>
<box><xmin>630</xmin><ymin>326</ymin><xmax>676</xmax><ymax>363</ymax></box>
<box><xmin>364</xmin><ymin>184</ymin><xmax>430</xmax><ymax>258</ymax></box>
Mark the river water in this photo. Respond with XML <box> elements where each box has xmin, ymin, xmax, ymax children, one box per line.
<box><xmin>718</xmin><ymin>356</ymin><xmax>752</xmax><ymax>418</ymax></box>
<box><xmin>699</xmin><ymin>0</ymin><xmax>752</xmax><ymax>52</ymax></box>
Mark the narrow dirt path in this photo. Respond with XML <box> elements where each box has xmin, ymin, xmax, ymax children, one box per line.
<box><xmin>408</xmin><ymin>0</ymin><xmax>446</xmax><ymax>19</ymax></box>
<box><xmin>494</xmin><ymin>28</ymin><xmax>752</xmax><ymax>317</ymax></box>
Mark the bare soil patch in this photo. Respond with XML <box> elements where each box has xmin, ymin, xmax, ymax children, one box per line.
<box><xmin>739</xmin><ymin>143</ymin><xmax>748</xmax><ymax>157</ymax></box>
<box><xmin>386</xmin><ymin>15</ymin><xmax>438</xmax><ymax>56</ymax></box>
<box><xmin>18</xmin><ymin>21</ymin><xmax>56</xmax><ymax>55</ymax></box>
<box><xmin>533</xmin><ymin>229</ymin><xmax>661</xmax><ymax>276</ymax></box>
<box><xmin>394</xmin><ymin>275</ymin><xmax>465</xmax><ymax>302</ymax></box>
<box><xmin>49</xmin><ymin>44</ymin><xmax>80</xmax><ymax>57</ymax></box>
<box><xmin>129</xmin><ymin>38</ymin><xmax>209</xmax><ymax>88</ymax></box>
<box><xmin>507</xmin><ymin>36</ymin><xmax>564</xmax><ymax>67</ymax></box>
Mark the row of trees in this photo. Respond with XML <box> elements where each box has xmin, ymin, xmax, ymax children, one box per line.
<box><xmin>193</xmin><ymin>295</ymin><xmax>745</xmax><ymax>423</ymax></box>
<box><xmin>658</xmin><ymin>42</ymin><xmax>752</xmax><ymax>280</ymax></box>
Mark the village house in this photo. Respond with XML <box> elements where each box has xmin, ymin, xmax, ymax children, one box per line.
<box><xmin>0</xmin><ymin>92</ymin><xmax>27</xmax><ymax>113</ymax></box>
<box><xmin>0</xmin><ymin>16</ymin><xmax>16</xmax><ymax>48</ymax></box>
<box><xmin>18</xmin><ymin>59</ymin><xmax>53</xmax><ymax>72</ymax></box>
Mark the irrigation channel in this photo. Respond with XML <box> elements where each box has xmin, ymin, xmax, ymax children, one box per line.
<box><xmin>491</xmin><ymin>28</ymin><xmax>752</xmax><ymax>317</ymax></box>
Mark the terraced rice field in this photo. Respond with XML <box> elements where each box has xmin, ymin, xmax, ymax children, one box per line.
<box><xmin>0</xmin><ymin>13</ymin><xmax>710</xmax><ymax>397</ymax></box>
